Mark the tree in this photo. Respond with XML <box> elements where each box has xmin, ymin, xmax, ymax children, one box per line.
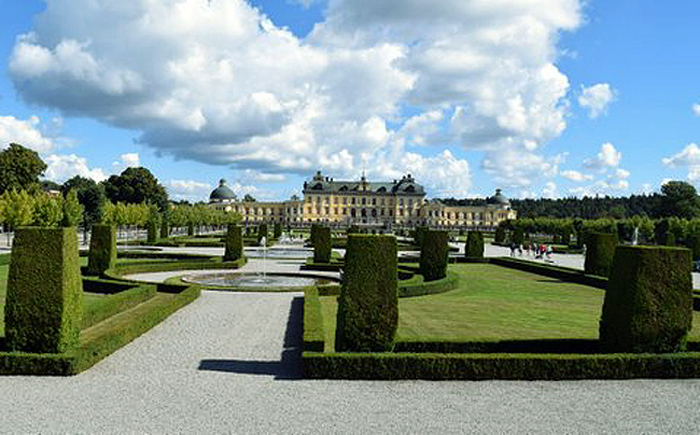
<box><xmin>0</xmin><ymin>143</ymin><xmax>47</xmax><ymax>194</ymax></box>
<box><xmin>32</xmin><ymin>194</ymin><xmax>62</xmax><ymax>227</ymax></box>
<box><xmin>61</xmin><ymin>189</ymin><xmax>84</xmax><ymax>227</ymax></box>
<box><xmin>1</xmin><ymin>189</ymin><xmax>34</xmax><ymax>245</ymax></box>
<box><xmin>102</xmin><ymin>167</ymin><xmax>168</xmax><ymax>211</ymax></box>
<box><xmin>62</xmin><ymin>176</ymin><xmax>106</xmax><ymax>234</ymax></box>
<box><xmin>657</xmin><ymin>181</ymin><xmax>700</xmax><ymax>219</ymax></box>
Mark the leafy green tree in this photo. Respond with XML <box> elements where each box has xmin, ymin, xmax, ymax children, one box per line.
<box><xmin>657</xmin><ymin>181</ymin><xmax>700</xmax><ymax>219</ymax></box>
<box><xmin>32</xmin><ymin>194</ymin><xmax>62</xmax><ymax>227</ymax></box>
<box><xmin>2</xmin><ymin>189</ymin><xmax>34</xmax><ymax>245</ymax></box>
<box><xmin>0</xmin><ymin>143</ymin><xmax>47</xmax><ymax>194</ymax></box>
<box><xmin>62</xmin><ymin>176</ymin><xmax>106</xmax><ymax>233</ymax></box>
<box><xmin>61</xmin><ymin>189</ymin><xmax>84</xmax><ymax>227</ymax></box>
<box><xmin>102</xmin><ymin>167</ymin><xmax>168</xmax><ymax>211</ymax></box>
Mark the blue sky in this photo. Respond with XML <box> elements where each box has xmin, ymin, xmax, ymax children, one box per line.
<box><xmin>0</xmin><ymin>0</ymin><xmax>698</xmax><ymax>202</ymax></box>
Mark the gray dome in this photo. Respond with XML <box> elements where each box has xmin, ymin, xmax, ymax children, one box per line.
<box><xmin>210</xmin><ymin>179</ymin><xmax>236</xmax><ymax>201</ymax></box>
<box><xmin>488</xmin><ymin>189</ymin><xmax>510</xmax><ymax>206</ymax></box>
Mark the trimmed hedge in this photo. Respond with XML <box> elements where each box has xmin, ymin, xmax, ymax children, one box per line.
<box><xmin>398</xmin><ymin>270</ymin><xmax>459</xmax><ymax>298</ymax></box>
<box><xmin>419</xmin><ymin>230</ymin><xmax>449</xmax><ymax>281</ymax></box>
<box><xmin>583</xmin><ymin>232</ymin><xmax>618</xmax><ymax>278</ymax></box>
<box><xmin>655</xmin><ymin>219</ymin><xmax>674</xmax><ymax>246</ymax></box>
<box><xmin>223</xmin><ymin>224</ymin><xmax>244</xmax><ymax>262</ymax></box>
<box><xmin>274</xmin><ymin>223</ymin><xmax>282</xmax><ymax>239</ymax></box>
<box><xmin>600</xmin><ymin>246</ymin><xmax>693</xmax><ymax>353</ymax></box>
<box><xmin>160</xmin><ymin>221</ymin><xmax>169</xmax><ymax>239</ymax></box>
<box><xmin>489</xmin><ymin>257</ymin><xmax>607</xmax><ymax>289</ymax></box>
<box><xmin>511</xmin><ymin>228</ymin><xmax>524</xmax><ymax>245</ymax></box>
<box><xmin>5</xmin><ymin>227</ymin><xmax>83</xmax><ymax>354</ymax></box>
<box><xmin>494</xmin><ymin>227</ymin><xmax>506</xmax><ymax>244</ymax></box>
<box><xmin>147</xmin><ymin>221</ymin><xmax>158</xmax><ymax>244</ymax></box>
<box><xmin>335</xmin><ymin>235</ymin><xmax>398</xmax><ymax>352</ymax></box>
<box><xmin>414</xmin><ymin>226</ymin><xmax>429</xmax><ymax>248</ymax></box>
<box><xmin>465</xmin><ymin>231</ymin><xmax>484</xmax><ymax>258</ymax></box>
<box><xmin>312</xmin><ymin>225</ymin><xmax>332</xmax><ymax>263</ymax></box>
<box><xmin>86</xmin><ymin>224</ymin><xmax>117</xmax><ymax>276</ymax></box>
<box><xmin>303</xmin><ymin>351</ymin><xmax>700</xmax><ymax>380</ymax></box>
<box><xmin>82</xmin><ymin>284</ymin><xmax>156</xmax><ymax>329</ymax></box>
<box><xmin>303</xmin><ymin>287</ymin><xmax>325</xmax><ymax>352</ymax></box>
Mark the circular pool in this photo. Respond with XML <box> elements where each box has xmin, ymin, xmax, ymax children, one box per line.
<box><xmin>183</xmin><ymin>271</ymin><xmax>337</xmax><ymax>289</ymax></box>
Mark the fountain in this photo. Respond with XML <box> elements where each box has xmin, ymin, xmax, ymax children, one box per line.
<box><xmin>632</xmin><ymin>226</ymin><xmax>639</xmax><ymax>245</ymax></box>
<box><xmin>183</xmin><ymin>271</ymin><xmax>339</xmax><ymax>289</ymax></box>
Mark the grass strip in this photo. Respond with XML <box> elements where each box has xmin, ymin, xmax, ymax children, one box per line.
<box><xmin>303</xmin><ymin>287</ymin><xmax>325</xmax><ymax>352</ymax></box>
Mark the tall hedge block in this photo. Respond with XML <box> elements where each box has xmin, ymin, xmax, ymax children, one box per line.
<box><xmin>414</xmin><ymin>226</ymin><xmax>429</xmax><ymax>248</ymax></box>
<box><xmin>584</xmin><ymin>232</ymin><xmax>618</xmax><ymax>278</ymax></box>
<box><xmin>160</xmin><ymin>221</ymin><xmax>169</xmax><ymax>239</ymax></box>
<box><xmin>5</xmin><ymin>227</ymin><xmax>84</xmax><ymax>353</ymax></box>
<box><xmin>86</xmin><ymin>224</ymin><xmax>117</xmax><ymax>276</ymax></box>
<box><xmin>335</xmin><ymin>235</ymin><xmax>398</xmax><ymax>352</ymax></box>
<box><xmin>224</xmin><ymin>224</ymin><xmax>243</xmax><ymax>262</ymax></box>
<box><xmin>274</xmin><ymin>223</ymin><xmax>282</xmax><ymax>239</ymax></box>
<box><xmin>420</xmin><ymin>230</ymin><xmax>449</xmax><ymax>282</ymax></box>
<box><xmin>465</xmin><ymin>231</ymin><xmax>484</xmax><ymax>258</ymax></box>
<box><xmin>257</xmin><ymin>224</ymin><xmax>268</xmax><ymax>246</ymax></box>
<box><xmin>147</xmin><ymin>221</ymin><xmax>158</xmax><ymax>243</ymax></box>
<box><xmin>599</xmin><ymin>246</ymin><xmax>692</xmax><ymax>353</ymax></box>
<box><xmin>494</xmin><ymin>227</ymin><xmax>506</xmax><ymax>244</ymax></box>
<box><xmin>313</xmin><ymin>225</ymin><xmax>332</xmax><ymax>263</ymax></box>
<box><xmin>511</xmin><ymin>228</ymin><xmax>525</xmax><ymax>245</ymax></box>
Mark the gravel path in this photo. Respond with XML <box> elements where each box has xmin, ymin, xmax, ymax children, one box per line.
<box><xmin>1</xmin><ymin>291</ymin><xmax>700</xmax><ymax>433</ymax></box>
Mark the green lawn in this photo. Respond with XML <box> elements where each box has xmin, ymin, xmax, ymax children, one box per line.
<box><xmin>321</xmin><ymin>263</ymin><xmax>700</xmax><ymax>348</ymax></box>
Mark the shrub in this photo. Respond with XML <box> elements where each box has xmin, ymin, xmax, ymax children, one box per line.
<box><xmin>347</xmin><ymin>224</ymin><xmax>360</xmax><ymax>235</ymax></box>
<box><xmin>5</xmin><ymin>227</ymin><xmax>83</xmax><ymax>353</ymax></box>
<box><xmin>419</xmin><ymin>230</ymin><xmax>449</xmax><ymax>281</ymax></box>
<box><xmin>511</xmin><ymin>228</ymin><xmax>524</xmax><ymax>245</ymax></box>
<box><xmin>303</xmin><ymin>288</ymin><xmax>325</xmax><ymax>352</ymax></box>
<box><xmin>335</xmin><ymin>235</ymin><xmax>398</xmax><ymax>352</ymax></box>
<box><xmin>187</xmin><ymin>224</ymin><xmax>194</xmax><ymax>236</ymax></box>
<box><xmin>160</xmin><ymin>220</ymin><xmax>169</xmax><ymax>239</ymax></box>
<box><xmin>414</xmin><ymin>226</ymin><xmax>429</xmax><ymax>248</ymax></box>
<box><xmin>584</xmin><ymin>232</ymin><xmax>618</xmax><ymax>278</ymax></box>
<box><xmin>86</xmin><ymin>224</ymin><xmax>117</xmax><ymax>276</ymax></box>
<box><xmin>224</xmin><ymin>224</ymin><xmax>243</xmax><ymax>262</ymax></box>
<box><xmin>313</xmin><ymin>225</ymin><xmax>332</xmax><ymax>263</ymax></box>
<box><xmin>655</xmin><ymin>219</ymin><xmax>674</xmax><ymax>246</ymax></box>
<box><xmin>257</xmin><ymin>224</ymin><xmax>268</xmax><ymax>246</ymax></box>
<box><xmin>465</xmin><ymin>231</ymin><xmax>484</xmax><ymax>258</ymax></box>
<box><xmin>600</xmin><ymin>246</ymin><xmax>693</xmax><ymax>353</ymax></box>
<box><xmin>147</xmin><ymin>220</ymin><xmax>158</xmax><ymax>243</ymax></box>
<box><xmin>274</xmin><ymin>223</ymin><xmax>282</xmax><ymax>239</ymax></box>
<box><xmin>494</xmin><ymin>226</ymin><xmax>506</xmax><ymax>244</ymax></box>
<box><xmin>686</xmin><ymin>231</ymin><xmax>700</xmax><ymax>261</ymax></box>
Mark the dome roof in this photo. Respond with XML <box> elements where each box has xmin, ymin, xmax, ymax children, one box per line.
<box><xmin>488</xmin><ymin>189</ymin><xmax>510</xmax><ymax>206</ymax></box>
<box><xmin>210</xmin><ymin>179</ymin><xmax>236</xmax><ymax>201</ymax></box>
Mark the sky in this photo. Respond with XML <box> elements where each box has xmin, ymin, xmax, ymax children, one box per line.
<box><xmin>0</xmin><ymin>0</ymin><xmax>698</xmax><ymax>203</ymax></box>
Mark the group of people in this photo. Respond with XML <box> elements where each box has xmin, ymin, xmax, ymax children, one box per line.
<box><xmin>509</xmin><ymin>241</ymin><xmax>553</xmax><ymax>262</ymax></box>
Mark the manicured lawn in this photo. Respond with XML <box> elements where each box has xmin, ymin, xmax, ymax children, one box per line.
<box><xmin>320</xmin><ymin>263</ymin><xmax>700</xmax><ymax>347</ymax></box>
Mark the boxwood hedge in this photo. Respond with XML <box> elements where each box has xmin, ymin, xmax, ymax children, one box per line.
<box><xmin>335</xmin><ymin>235</ymin><xmax>398</xmax><ymax>352</ymax></box>
<box><xmin>600</xmin><ymin>246</ymin><xmax>693</xmax><ymax>353</ymax></box>
<box><xmin>257</xmin><ymin>224</ymin><xmax>268</xmax><ymax>245</ymax></box>
<box><xmin>312</xmin><ymin>225</ymin><xmax>332</xmax><ymax>264</ymax></box>
<box><xmin>86</xmin><ymin>224</ymin><xmax>117</xmax><ymax>276</ymax></box>
<box><xmin>5</xmin><ymin>227</ymin><xmax>83</xmax><ymax>354</ymax></box>
<box><xmin>224</xmin><ymin>224</ymin><xmax>243</xmax><ymax>262</ymax></box>
<box><xmin>584</xmin><ymin>232</ymin><xmax>618</xmax><ymax>278</ymax></box>
<box><xmin>465</xmin><ymin>231</ymin><xmax>484</xmax><ymax>258</ymax></box>
<box><xmin>419</xmin><ymin>230</ymin><xmax>449</xmax><ymax>281</ymax></box>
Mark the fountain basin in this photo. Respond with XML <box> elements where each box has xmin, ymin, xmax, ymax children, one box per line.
<box><xmin>244</xmin><ymin>248</ymin><xmax>312</xmax><ymax>258</ymax></box>
<box><xmin>182</xmin><ymin>271</ymin><xmax>339</xmax><ymax>290</ymax></box>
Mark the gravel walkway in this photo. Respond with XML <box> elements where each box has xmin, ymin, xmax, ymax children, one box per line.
<box><xmin>1</xmin><ymin>291</ymin><xmax>700</xmax><ymax>433</ymax></box>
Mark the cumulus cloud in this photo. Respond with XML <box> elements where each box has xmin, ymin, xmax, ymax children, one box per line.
<box><xmin>578</xmin><ymin>83</ymin><xmax>615</xmax><ymax>118</ymax></box>
<box><xmin>693</xmin><ymin>103</ymin><xmax>700</xmax><ymax>117</ymax></box>
<box><xmin>561</xmin><ymin>169</ymin><xmax>593</xmax><ymax>182</ymax></box>
<box><xmin>583</xmin><ymin>142</ymin><xmax>621</xmax><ymax>169</ymax></box>
<box><xmin>10</xmin><ymin>0</ymin><xmax>583</xmax><ymax>193</ymax></box>
<box><xmin>662</xmin><ymin>143</ymin><xmax>700</xmax><ymax>181</ymax></box>
<box><xmin>44</xmin><ymin>154</ymin><xmax>107</xmax><ymax>183</ymax></box>
<box><xmin>112</xmin><ymin>153</ymin><xmax>140</xmax><ymax>173</ymax></box>
<box><xmin>164</xmin><ymin>179</ymin><xmax>212</xmax><ymax>201</ymax></box>
<box><xmin>482</xmin><ymin>147</ymin><xmax>564</xmax><ymax>189</ymax></box>
<box><xmin>0</xmin><ymin>115</ymin><xmax>56</xmax><ymax>153</ymax></box>
<box><xmin>542</xmin><ymin>181</ymin><xmax>557</xmax><ymax>198</ymax></box>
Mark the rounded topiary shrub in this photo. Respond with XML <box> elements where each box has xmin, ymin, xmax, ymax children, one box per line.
<box><xmin>5</xmin><ymin>227</ymin><xmax>84</xmax><ymax>353</ymax></box>
<box><xmin>465</xmin><ymin>231</ymin><xmax>484</xmax><ymax>258</ymax></box>
<box><xmin>584</xmin><ymin>232</ymin><xmax>618</xmax><ymax>278</ymax></box>
<box><xmin>312</xmin><ymin>225</ymin><xmax>332</xmax><ymax>263</ymax></box>
<box><xmin>599</xmin><ymin>245</ymin><xmax>692</xmax><ymax>353</ymax></box>
<box><xmin>224</xmin><ymin>224</ymin><xmax>243</xmax><ymax>262</ymax></box>
<box><xmin>335</xmin><ymin>234</ymin><xmax>398</xmax><ymax>352</ymax></box>
<box><xmin>86</xmin><ymin>224</ymin><xmax>117</xmax><ymax>276</ymax></box>
<box><xmin>420</xmin><ymin>230</ymin><xmax>449</xmax><ymax>281</ymax></box>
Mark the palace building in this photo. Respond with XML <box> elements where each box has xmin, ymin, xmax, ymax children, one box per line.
<box><xmin>209</xmin><ymin>171</ymin><xmax>516</xmax><ymax>229</ymax></box>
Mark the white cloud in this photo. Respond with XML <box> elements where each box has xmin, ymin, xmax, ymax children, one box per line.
<box><xmin>44</xmin><ymin>154</ymin><xmax>107</xmax><ymax>183</ymax></box>
<box><xmin>561</xmin><ymin>169</ymin><xmax>593</xmax><ymax>182</ymax></box>
<box><xmin>578</xmin><ymin>83</ymin><xmax>615</xmax><ymax>118</ymax></box>
<box><xmin>112</xmin><ymin>152</ymin><xmax>140</xmax><ymax>173</ymax></box>
<box><xmin>693</xmin><ymin>103</ymin><xmax>700</xmax><ymax>117</ymax></box>
<box><xmin>9</xmin><ymin>0</ymin><xmax>584</xmax><ymax>192</ymax></box>
<box><xmin>164</xmin><ymin>179</ymin><xmax>212</xmax><ymax>202</ymax></box>
<box><xmin>583</xmin><ymin>142</ymin><xmax>621</xmax><ymax>169</ymax></box>
<box><xmin>542</xmin><ymin>181</ymin><xmax>557</xmax><ymax>198</ymax></box>
<box><xmin>242</xmin><ymin>169</ymin><xmax>287</xmax><ymax>183</ymax></box>
<box><xmin>0</xmin><ymin>115</ymin><xmax>56</xmax><ymax>153</ymax></box>
<box><xmin>482</xmin><ymin>147</ymin><xmax>564</xmax><ymax>189</ymax></box>
<box><xmin>661</xmin><ymin>143</ymin><xmax>700</xmax><ymax>181</ymax></box>
<box><xmin>615</xmin><ymin>168</ymin><xmax>630</xmax><ymax>179</ymax></box>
